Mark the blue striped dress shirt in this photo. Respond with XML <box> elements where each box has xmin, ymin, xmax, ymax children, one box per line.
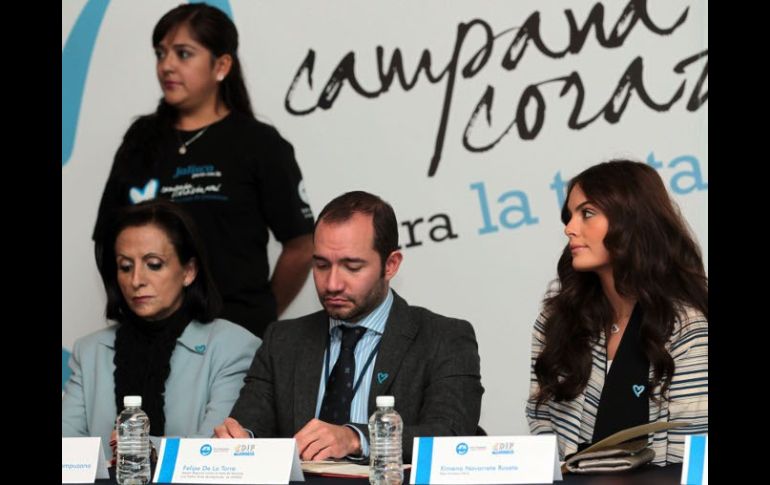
<box><xmin>315</xmin><ymin>288</ymin><xmax>394</xmax><ymax>457</ymax></box>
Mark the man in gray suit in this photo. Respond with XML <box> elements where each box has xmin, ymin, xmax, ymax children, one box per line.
<box><xmin>215</xmin><ymin>191</ymin><xmax>483</xmax><ymax>462</ymax></box>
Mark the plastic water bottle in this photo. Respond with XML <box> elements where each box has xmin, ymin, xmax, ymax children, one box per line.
<box><xmin>369</xmin><ymin>395</ymin><xmax>403</xmax><ymax>485</ymax></box>
<box><xmin>116</xmin><ymin>395</ymin><xmax>151</xmax><ymax>485</ymax></box>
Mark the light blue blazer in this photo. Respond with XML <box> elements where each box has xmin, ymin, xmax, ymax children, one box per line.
<box><xmin>62</xmin><ymin>319</ymin><xmax>260</xmax><ymax>447</ymax></box>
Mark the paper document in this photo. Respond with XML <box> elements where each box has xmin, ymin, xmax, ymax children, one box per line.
<box><xmin>302</xmin><ymin>460</ymin><xmax>410</xmax><ymax>478</ymax></box>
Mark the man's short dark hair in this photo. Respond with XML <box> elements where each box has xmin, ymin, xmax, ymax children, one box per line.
<box><xmin>315</xmin><ymin>191</ymin><xmax>399</xmax><ymax>270</ymax></box>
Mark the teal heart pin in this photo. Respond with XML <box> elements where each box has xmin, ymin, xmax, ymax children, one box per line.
<box><xmin>632</xmin><ymin>384</ymin><xmax>645</xmax><ymax>397</ymax></box>
<box><xmin>377</xmin><ymin>372</ymin><xmax>389</xmax><ymax>384</ymax></box>
<box><xmin>195</xmin><ymin>344</ymin><xmax>207</xmax><ymax>354</ymax></box>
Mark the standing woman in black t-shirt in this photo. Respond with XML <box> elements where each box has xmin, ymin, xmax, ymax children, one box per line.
<box><xmin>94</xmin><ymin>4</ymin><xmax>315</xmax><ymax>338</ymax></box>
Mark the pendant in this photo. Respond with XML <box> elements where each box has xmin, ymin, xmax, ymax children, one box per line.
<box><xmin>178</xmin><ymin>145</ymin><xmax>187</xmax><ymax>155</ymax></box>
<box><xmin>610</xmin><ymin>323</ymin><xmax>620</xmax><ymax>334</ymax></box>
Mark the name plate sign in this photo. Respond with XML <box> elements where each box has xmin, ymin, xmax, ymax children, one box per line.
<box><xmin>411</xmin><ymin>435</ymin><xmax>561</xmax><ymax>484</ymax></box>
<box><xmin>681</xmin><ymin>434</ymin><xmax>708</xmax><ymax>485</ymax></box>
<box><xmin>62</xmin><ymin>437</ymin><xmax>109</xmax><ymax>483</ymax></box>
<box><xmin>153</xmin><ymin>438</ymin><xmax>304</xmax><ymax>484</ymax></box>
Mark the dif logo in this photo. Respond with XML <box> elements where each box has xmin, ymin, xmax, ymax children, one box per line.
<box><xmin>455</xmin><ymin>442</ymin><xmax>469</xmax><ymax>455</ymax></box>
<box><xmin>200</xmin><ymin>444</ymin><xmax>212</xmax><ymax>456</ymax></box>
<box><xmin>492</xmin><ymin>442</ymin><xmax>515</xmax><ymax>455</ymax></box>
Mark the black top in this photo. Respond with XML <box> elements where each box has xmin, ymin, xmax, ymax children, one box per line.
<box><xmin>93</xmin><ymin>111</ymin><xmax>315</xmax><ymax>337</ymax></box>
<box><xmin>590</xmin><ymin>304</ymin><xmax>650</xmax><ymax>445</ymax></box>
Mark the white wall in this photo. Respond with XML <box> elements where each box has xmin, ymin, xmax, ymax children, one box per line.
<box><xmin>62</xmin><ymin>0</ymin><xmax>708</xmax><ymax>435</ymax></box>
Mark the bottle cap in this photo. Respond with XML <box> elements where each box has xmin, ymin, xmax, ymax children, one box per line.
<box><xmin>376</xmin><ymin>395</ymin><xmax>395</xmax><ymax>407</ymax></box>
<box><xmin>124</xmin><ymin>395</ymin><xmax>142</xmax><ymax>407</ymax></box>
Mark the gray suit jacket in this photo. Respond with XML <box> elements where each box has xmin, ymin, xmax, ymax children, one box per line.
<box><xmin>229</xmin><ymin>291</ymin><xmax>483</xmax><ymax>461</ymax></box>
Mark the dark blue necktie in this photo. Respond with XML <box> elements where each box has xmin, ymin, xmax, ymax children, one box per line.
<box><xmin>319</xmin><ymin>325</ymin><xmax>367</xmax><ymax>424</ymax></box>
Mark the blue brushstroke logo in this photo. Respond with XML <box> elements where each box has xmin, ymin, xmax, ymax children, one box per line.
<box><xmin>62</xmin><ymin>0</ymin><xmax>111</xmax><ymax>166</ymax></box>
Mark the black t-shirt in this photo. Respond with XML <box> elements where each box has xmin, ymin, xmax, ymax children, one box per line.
<box><xmin>94</xmin><ymin>111</ymin><xmax>315</xmax><ymax>337</ymax></box>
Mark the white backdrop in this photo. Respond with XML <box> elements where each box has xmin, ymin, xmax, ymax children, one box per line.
<box><xmin>62</xmin><ymin>0</ymin><xmax>708</xmax><ymax>435</ymax></box>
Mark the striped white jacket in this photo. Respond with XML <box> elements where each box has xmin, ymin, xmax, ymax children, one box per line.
<box><xmin>525</xmin><ymin>305</ymin><xmax>708</xmax><ymax>466</ymax></box>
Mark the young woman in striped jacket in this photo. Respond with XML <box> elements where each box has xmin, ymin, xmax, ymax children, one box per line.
<box><xmin>526</xmin><ymin>160</ymin><xmax>708</xmax><ymax>466</ymax></box>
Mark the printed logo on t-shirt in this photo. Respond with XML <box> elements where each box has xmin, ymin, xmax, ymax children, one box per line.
<box><xmin>129</xmin><ymin>178</ymin><xmax>159</xmax><ymax>204</ymax></box>
<box><xmin>173</xmin><ymin>164</ymin><xmax>222</xmax><ymax>179</ymax></box>
<box><xmin>161</xmin><ymin>183</ymin><xmax>225</xmax><ymax>201</ymax></box>
<box><xmin>298</xmin><ymin>180</ymin><xmax>309</xmax><ymax>204</ymax></box>
<box><xmin>163</xmin><ymin>164</ymin><xmax>228</xmax><ymax>202</ymax></box>
<box><xmin>298</xmin><ymin>180</ymin><xmax>314</xmax><ymax>219</ymax></box>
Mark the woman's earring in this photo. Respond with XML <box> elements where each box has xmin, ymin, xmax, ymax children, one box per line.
<box><xmin>216</xmin><ymin>73</ymin><xmax>224</xmax><ymax>81</ymax></box>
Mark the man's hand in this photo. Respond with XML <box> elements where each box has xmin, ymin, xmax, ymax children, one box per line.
<box><xmin>213</xmin><ymin>417</ymin><xmax>250</xmax><ymax>438</ymax></box>
<box><xmin>109</xmin><ymin>430</ymin><xmax>117</xmax><ymax>467</ymax></box>
<box><xmin>294</xmin><ymin>418</ymin><xmax>361</xmax><ymax>461</ymax></box>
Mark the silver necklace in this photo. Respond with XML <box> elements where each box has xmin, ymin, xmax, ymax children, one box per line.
<box><xmin>177</xmin><ymin>127</ymin><xmax>208</xmax><ymax>155</ymax></box>
<box><xmin>610</xmin><ymin>315</ymin><xmax>631</xmax><ymax>334</ymax></box>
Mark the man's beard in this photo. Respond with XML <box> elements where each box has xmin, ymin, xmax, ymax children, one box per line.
<box><xmin>321</xmin><ymin>278</ymin><xmax>387</xmax><ymax>322</ymax></box>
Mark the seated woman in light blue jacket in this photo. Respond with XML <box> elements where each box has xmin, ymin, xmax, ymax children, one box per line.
<box><xmin>62</xmin><ymin>199</ymin><xmax>260</xmax><ymax>453</ymax></box>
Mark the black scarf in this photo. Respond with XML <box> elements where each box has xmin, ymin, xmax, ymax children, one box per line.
<box><xmin>113</xmin><ymin>305</ymin><xmax>191</xmax><ymax>436</ymax></box>
<box><xmin>589</xmin><ymin>303</ymin><xmax>650</xmax><ymax>446</ymax></box>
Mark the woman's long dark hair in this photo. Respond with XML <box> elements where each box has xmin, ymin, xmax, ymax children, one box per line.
<box><xmin>533</xmin><ymin>160</ymin><xmax>708</xmax><ymax>405</ymax></box>
<box><xmin>116</xmin><ymin>3</ymin><xmax>253</xmax><ymax>171</ymax></box>
<box><xmin>100</xmin><ymin>199</ymin><xmax>221</xmax><ymax>324</ymax></box>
